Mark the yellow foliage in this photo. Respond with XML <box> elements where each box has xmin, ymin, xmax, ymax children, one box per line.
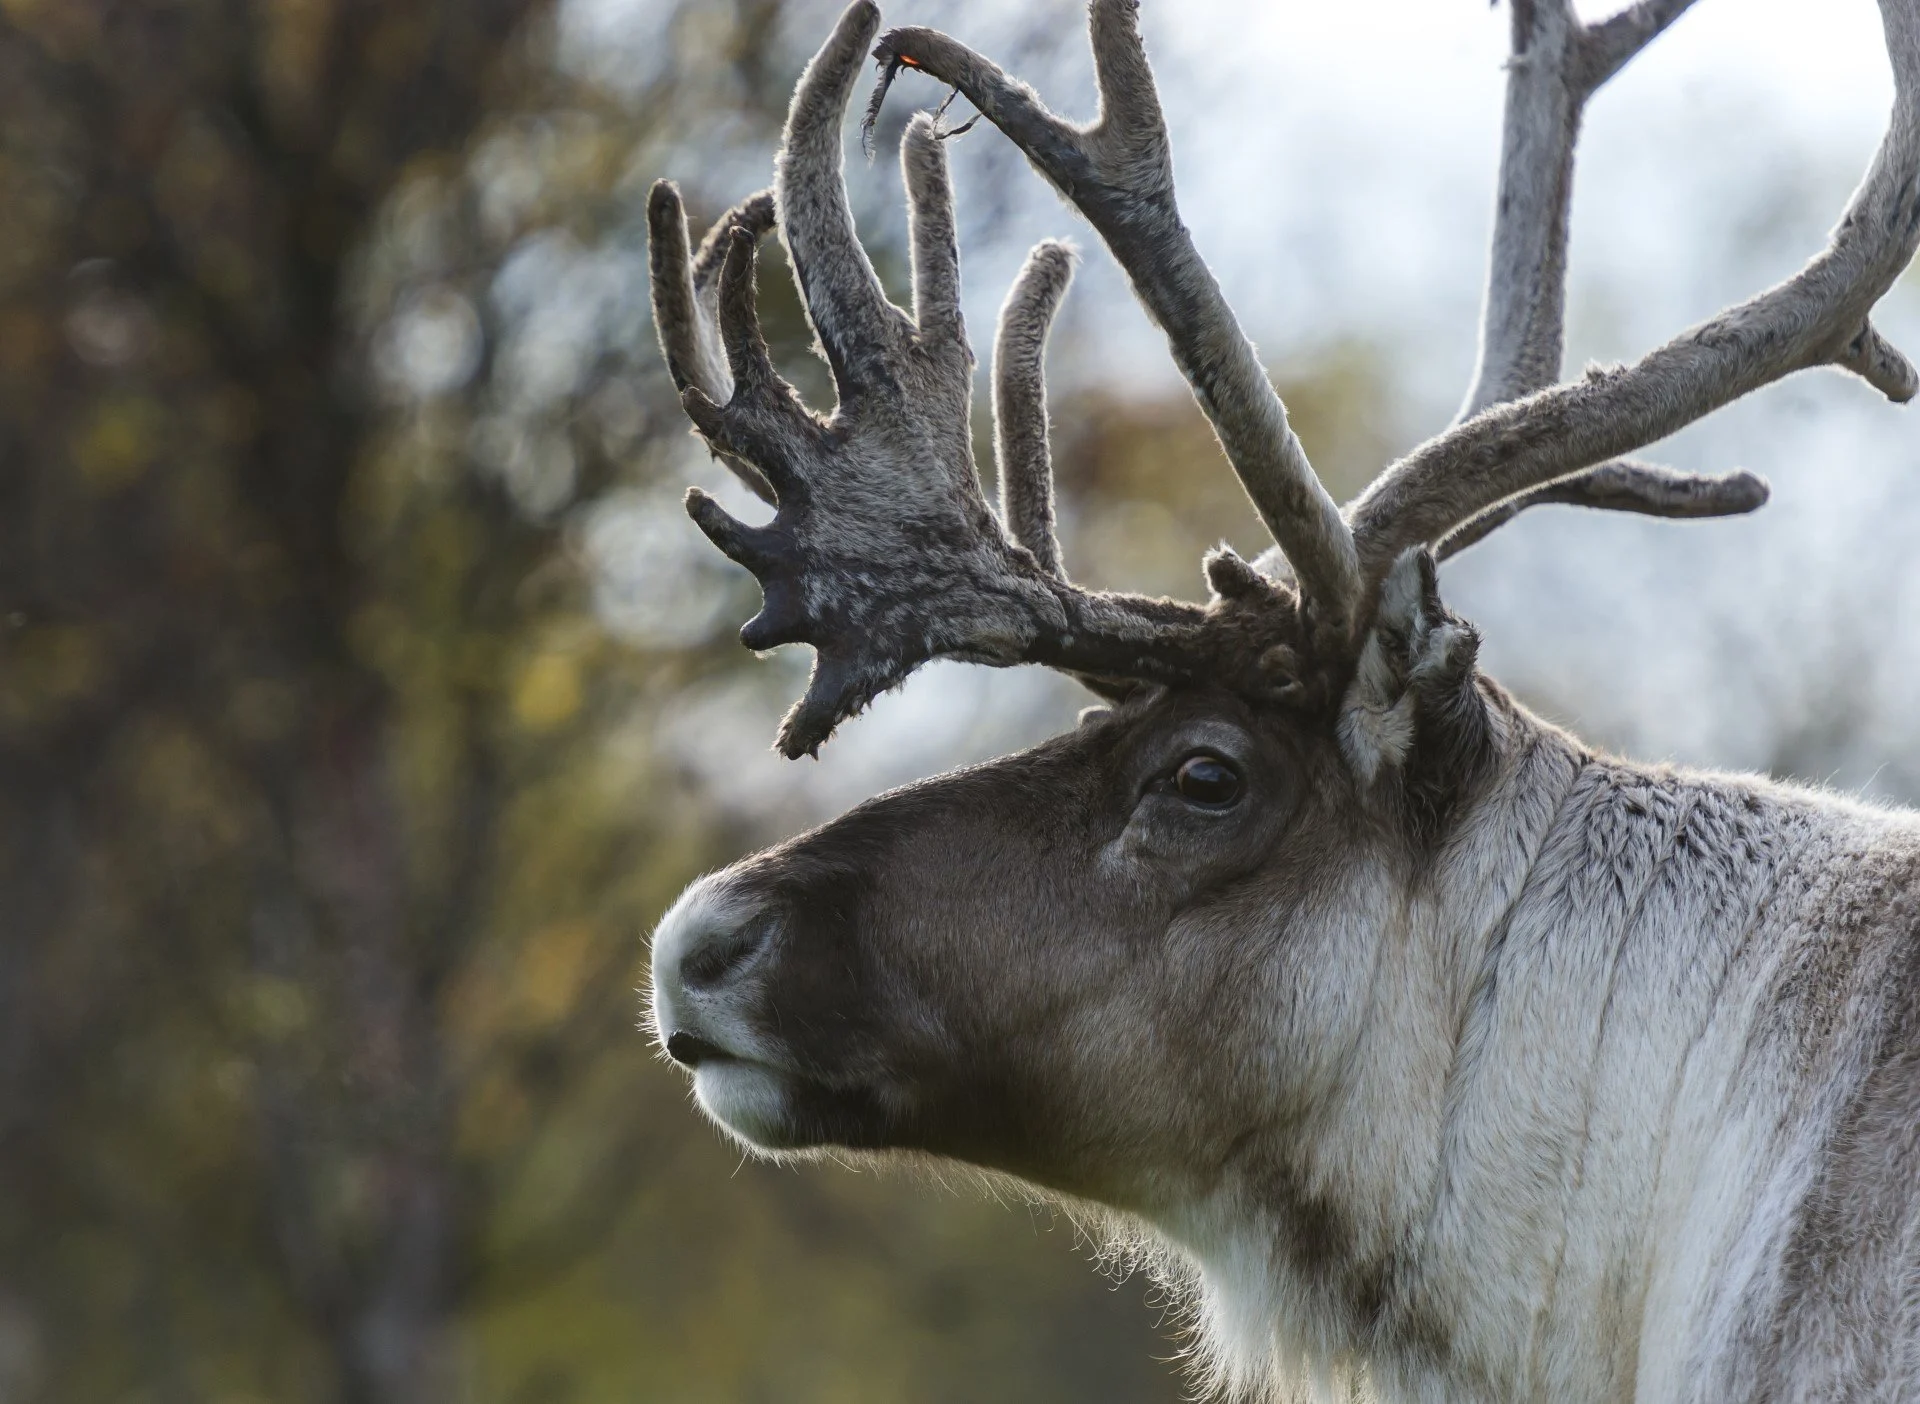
<box><xmin>70</xmin><ymin>393</ymin><xmax>163</xmax><ymax>492</ymax></box>
<box><xmin>517</xmin><ymin>919</ymin><xmax>596</xmax><ymax>1026</ymax></box>
<box><xmin>513</xmin><ymin>651</ymin><xmax>582</xmax><ymax>730</ymax></box>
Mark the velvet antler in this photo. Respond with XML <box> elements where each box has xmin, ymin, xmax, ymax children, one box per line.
<box><xmin>647</xmin><ymin>3</ymin><xmax>1306</xmax><ymax>757</ymax></box>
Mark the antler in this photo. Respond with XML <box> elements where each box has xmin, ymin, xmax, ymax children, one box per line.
<box><xmin>1436</xmin><ymin>0</ymin><xmax>1769</xmax><ymax>557</ymax></box>
<box><xmin>993</xmin><ymin>240</ymin><xmax>1076</xmax><ymax>580</ymax></box>
<box><xmin>648</xmin><ymin>3</ymin><xmax>1304</xmax><ymax>757</ymax></box>
<box><xmin>873</xmin><ymin>0</ymin><xmax>1361</xmax><ymax>645</ymax></box>
<box><xmin>658</xmin><ymin>0</ymin><xmax>1920</xmax><ymax>754</ymax></box>
<box><xmin>1351</xmin><ymin>0</ymin><xmax>1920</xmax><ymax>587</ymax></box>
<box><xmin>649</xmin><ymin>187</ymin><xmax>780</xmax><ymax>506</ymax></box>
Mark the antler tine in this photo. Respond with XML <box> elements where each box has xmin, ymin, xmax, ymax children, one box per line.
<box><xmin>903</xmin><ymin>113</ymin><xmax>964</xmax><ymax>345</ymax></box>
<box><xmin>1835</xmin><ymin>318</ymin><xmax>1920</xmax><ymax>400</ymax></box>
<box><xmin>679</xmin><ymin>230</ymin><xmax>818</xmax><ymax>534</ymax></box>
<box><xmin>1436</xmin><ymin>460</ymin><xmax>1768</xmax><ymax>561</ymax></box>
<box><xmin>994</xmin><ymin>240</ymin><xmax>1076</xmax><ymax>579</ymax></box>
<box><xmin>777</xmin><ymin>1</ymin><xmax>916</xmax><ymax>401</ymax></box>
<box><xmin>989</xmin><ymin>240</ymin><xmax>1149</xmax><ymax>706</ymax></box>
<box><xmin>874</xmin><ymin>0</ymin><xmax>1361</xmax><ymax>645</ymax></box>
<box><xmin>1352</xmin><ymin>0</ymin><xmax>1920</xmax><ymax>586</ymax></box>
<box><xmin>647</xmin><ymin>183</ymin><xmax>780</xmax><ymax>504</ymax></box>
<box><xmin>1464</xmin><ymin>0</ymin><xmax>1603</xmax><ymax>418</ymax></box>
<box><xmin>1581</xmin><ymin>0</ymin><xmax>1706</xmax><ymax>93</ymax></box>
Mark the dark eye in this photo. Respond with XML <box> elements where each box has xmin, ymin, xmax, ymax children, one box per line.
<box><xmin>1174</xmin><ymin>754</ymin><xmax>1242</xmax><ymax>808</ymax></box>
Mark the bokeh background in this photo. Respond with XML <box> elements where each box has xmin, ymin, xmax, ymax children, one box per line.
<box><xmin>2</xmin><ymin>0</ymin><xmax>1917</xmax><ymax>1399</ymax></box>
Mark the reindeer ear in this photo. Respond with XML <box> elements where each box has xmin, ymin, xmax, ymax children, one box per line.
<box><xmin>1337</xmin><ymin>549</ymin><xmax>1489</xmax><ymax>806</ymax></box>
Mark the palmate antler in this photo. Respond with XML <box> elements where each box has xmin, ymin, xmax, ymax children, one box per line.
<box><xmin>653</xmin><ymin>0</ymin><xmax>1920</xmax><ymax>756</ymax></box>
<box><xmin>647</xmin><ymin>3</ymin><xmax>1307</xmax><ymax>758</ymax></box>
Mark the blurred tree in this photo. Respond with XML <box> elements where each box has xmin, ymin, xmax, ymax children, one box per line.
<box><xmin>0</xmin><ymin>2</ymin><xmax>578</xmax><ymax>1399</ymax></box>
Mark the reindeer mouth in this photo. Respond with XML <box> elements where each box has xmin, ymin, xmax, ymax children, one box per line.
<box><xmin>686</xmin><ymin>1049</ymin><xmax>902</xmax><ymax>1155</ymax></box>
<box><xmin>664</xmin><ymin>1031</ymin><xmax>736</xmax><ymax>1067</ymax></box>
<box><xmin>688</xmin><ymin>1057</ymin><xmax>806</xmax><ymax>1150</ymax></box>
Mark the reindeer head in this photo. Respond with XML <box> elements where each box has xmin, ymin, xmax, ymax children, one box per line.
<box><xmin>646</xmin><ymin>0</ymin><xmax>1920</xmax><ymax>1267</ymax></box>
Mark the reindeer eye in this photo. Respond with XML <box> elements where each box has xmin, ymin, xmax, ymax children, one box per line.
<box><xmin>1174</xmin><ymin>754</ymin><xmax>1241</xmax><ymax>808</ymax></box>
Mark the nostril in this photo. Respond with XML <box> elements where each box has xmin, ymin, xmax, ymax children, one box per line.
<box><xmin>666</xmin><ymin>1031</ymin><xmax>731</xmax><ymax>1067</ymax></box>
<box><xmin>680</xmin><ymin>919</ymin><xmax>768</xmax><ymax>990</ymax></box>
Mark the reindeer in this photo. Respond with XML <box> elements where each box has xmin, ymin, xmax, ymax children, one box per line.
<box><xmin>644</xmin><ymin>1</ymin><xmax>1920</xmax><ymax>1398</ymax></box>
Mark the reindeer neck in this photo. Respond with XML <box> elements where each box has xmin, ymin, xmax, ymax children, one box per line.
<box><xmin>1172</xmin><ymin>695</ymin><xmax>1920</xmax><ymax>1402</ymax></box>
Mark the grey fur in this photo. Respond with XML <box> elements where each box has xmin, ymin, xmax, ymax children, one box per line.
<box><xmin>903</xmin><ymin>113</ymin><xmax>965</xmax><ymax>345</ymax></box>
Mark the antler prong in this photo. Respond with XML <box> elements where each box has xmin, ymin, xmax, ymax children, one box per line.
<box><xmin>1577</xmin><ymin>0</ymin><xmax>1702</xmax><ymax>93</ymax></box>
<box><xmin>1435</xmin><ymin>461</ymin><xmax>1769</xmax><ymax>561</ymax></box>
<box><xmin>870</xmin><ymin>31</ymin><xmax>1081</xmax><ymax>179</ymax></box>
<box><xmin>1835</xmin><ymin>317</ymin><xmax>1920</xmax><ymax>402</ymax></box>
<box><xmin>1441</xmin><ymin>1</ymin><xmax>1736</xmax><ymax>559</ymax></box>
<box><xmin>1460</xmin><ymin>0</ymin><xmax>1587</xmax><ymax>420</ymax></box>
<box><xmin>778</xmin><ymin>1</ymin><xmax>913</xmax><ymax>399</ymax></box>
<box><xmin>994</xmin><ymin>240</ymin><xmax>1075</xmax><ymax>580</ymax></box>
<box><xmin>675</xmin><ymin>225</ymin><xmax>824</xmax><ymax>497</ymax></box>
<box><xmin>740</xmin><ymin>578</ymin><xmax>810</xmax><ymax>653</ymax></box>
<box><xmin>780</xmin><ymin>649</ymin><xmax>879</xmax><ymax>760</ymax></box>
<box><xmin>648</xmin><ymin>182</ymin><xmax>780</xmax><ymax>505</ymax></box>
<box><xmin>716</xmin><ymin>228</ymin><xmax>780</xmax><ymax>398</ymax></box>
<box><xmin>691</xmin><ymin>190</ymin><xmax>775</xmax><ymax>285</ymax></box>
<box><xmin>685</xmin><ymin>487</ymin><xmax>781</xmax><ymax>571</ymax></box>
<box><xmin>902</xmin><ymin>113</ymin><xmax>964</xmax><ymax>343</ymax></box>
<box><xmin>646</xmin><ymin>181</ymin><xmax>711</xmax><ymax>395</ymax></box>
<box><xmin>679</xmin><ymin>379</ymin><xmax>812</xmax><ymax>482</ymax></box>
<box><xmin>1085</xmin><ymin>0</ymin><xmax>1169</xmax><ymax>153</ymax></box>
